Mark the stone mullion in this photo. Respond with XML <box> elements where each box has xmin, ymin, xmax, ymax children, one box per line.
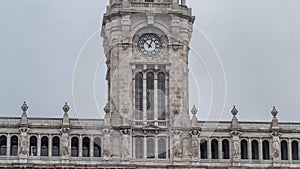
<box><xmin>288</xmin><ymin>139</ymin><xmax>292</xmax><ymax>162</ymax></box>
<box><xmin>208</xmin><ymin>138</ymin><xmax>211</xmax><ymax>161</ymax></box>
<box><xmin>155</xmin><ymin>136</ymin><xmax>158</xmax><ymax>159</ymax></box>
<box><xmin>49</xmin><ymin>135</ymin><xmax>52</xmax><ymax>157</ymax></box>
<box><xmin>79</xmin><ymin>135</ymin><xmax>83</xmax><ymax>158</ymax></box>
<box><xmin>248</xmin><ymin>138</ymin><xmax>251</xmax><ymax>161</ymax></box>
<box><xmin>218</xmin><ymin>138</ymin><xmax>222</xmax><ymax>159</ymax></box>
<box><xmin>37</xmin><ymin>134</ymin><xmax>41</xmax><ymax>157</ymax></box>
<box><xmin>90</xmin><ymin>136</ymin><xmax>94</xmax><ymax>158</ymax></box>
<box><xmin>259</xmin><ymin>138</ymin><xmax>262</xmax><ymax>161</ymax></box>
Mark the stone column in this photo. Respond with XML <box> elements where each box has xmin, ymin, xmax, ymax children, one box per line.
<box><xmin>90</xmin><ymin>136</ymin><xmax>94</xmax><ymax>158</ymax></box>
<box><xmin>79</xmin><ymin>135</ymin><xmax>82</xmax><ymax>158</ymax></box>
<box><xmin>154</xmin><ymin>72</ymin><xmax>158</xmax><ymax>121</ymax></box>
<box><xmin>37</xmin><ymin>134</ymin><xmax>41</xmax><ymax>157</ymax></box>
<box><xmin>49</xmin><ymin>135</ymin><xmax>52</xmax><ymax>157</ymax></box>
<box><xmin>288</xmin><ymin>139</ymin><xmax>292</xmax><ymax>162</ymax></box>
<box><xmin>218</xmin><ymin>138</ymin><xmax>222</xmax><ymax>159</ymax></box>
<box><xmin>143</xmin><ymin>70</ymin><xmax>147</xmax><ymax>121</ymax></box>
<box><xmin>208</xmin><ymin>138</ymin><xmax>211</xmax><ymax>161</ymax></box>
<box><xmin>248</xmin><ymin>138</ymin><xmax>251</xmax><ymax>161</ymax></box>
<box><xmin>143</xmin><ymin>136</ymin><xmax>147</xmax><ymax>159</ymax></box>
<box><xmin>259</xmin><ymin>138</ymin><xmax>263</xmax><ymax>162</ymax></box>
<box><xmin>6</xmin><ymin>134</ymin><xmax>10</xmax><ymax>157</ymax></box>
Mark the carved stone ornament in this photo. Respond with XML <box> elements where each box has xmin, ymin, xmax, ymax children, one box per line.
<box><xmin>60</xmin><ymin>127</ymin><xmax>70</xmax><ymax>134</ymax></box>
<box><xmin>271</xmin><ymin>131</ymin><xmax>282</xmax><ymax>162</ymax></box>
<box><xmin>230</xmin><ymin>131</ymin><xmax>242</xmax><ymax>162</ymax></box>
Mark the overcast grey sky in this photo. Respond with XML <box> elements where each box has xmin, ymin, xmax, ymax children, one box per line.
<box><xmin>0</xmin><ymin>0</ymin><xmax>299</xmax><ymax>122</ymax></box>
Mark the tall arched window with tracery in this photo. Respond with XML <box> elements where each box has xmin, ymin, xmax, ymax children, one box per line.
<box><xmin>158</xmin><ymin>72</ymin><xmax>166</xmax><ymax>120</ymax></box>
<box><xmin>146</xmin><ymin>72</ymin><xmax>154</xmax><ymax>120</ymax></box>
<box><xmin>135</xmin><ymin>73</ymin><xmax>143</xmax><ymax>120</ymax></box>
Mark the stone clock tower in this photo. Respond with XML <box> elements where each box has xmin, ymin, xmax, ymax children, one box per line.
<box><xmin>101</xmin><ymin>0</ymin><xmax>195</xmax><ymax>164</ymax></box>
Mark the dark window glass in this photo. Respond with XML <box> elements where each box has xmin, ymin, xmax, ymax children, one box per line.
<box><xmin>30</xmin><ymin>136</ymin><xmax>37</xmax><ymax>156</ymax></box>
<box><xmin>222</xmin><ymin>139</ymin><xmax>230</xmax><ymax>159</ymax></box>
<box><xmin>52</xmin><ymin>136</ymin><xmax>60</xmax><ymax>157</ymax></box>
<box><xmin>0</xmin><ymin>136</ymin><xmax>7</xmax><ymax>156</ymax></box>
<box><xmin>147</xmin><ymin>138</ymin><xmax>155</xmax><ymax>159</ymax></box>
<box><xmin>211</xmin><ymin>139</ymin><xmax>218</xmax><ymax>159</ymax></box>
<box><xmin>241</xmin><ymin>140</ymin><xmax>248</xmax><ymax>159</ymax></box>
<box><xmin>71</xmin><ymin>137</ymin><xmax>79</xmax><ymax>157</ymax></box>
<box><xmin>200</xmin><ymin>139</ymin><xmax>208</xmax><ymax>159</ymax></box>
<box><xmin>262</xmin><ymin>140</ymin><xmax>270</xmax><ymax>160</ymax></box>
<box><xmin>158</xmin><ymin>138</ymin><xmax>166</xmax><ymax>159</ymax></box>
<box><xmin>135</xmin><ymin>73</ymin><xmax>143</xmax><ymax>120</ymax></box>
<box><xmin>41</xmin><ymin>136</ymin><xmax>48</xmax><ymax>156</ymax></box>
<box><xmin>82</xmin><ymin>137</ymin><xmax>90</xmax><ymax>157</ymax></box>
<box><xmin>10</xmin><ymin>136</ymin><xmax>18</xmax><ymax>156</ymax></box>
<box><xmin>281</xmin><ymin>140</ymin><xmax>288</xmax><ymax>160</ymax></box>
<box><xmin>94</xmin><ymin>137</ymin><xmax>101</xmax><ymax>157</ymax></box>
<box><xmin>251</xmin><ymin>140</ymin><xmax>259</xmax><ymax>160</ymax></box>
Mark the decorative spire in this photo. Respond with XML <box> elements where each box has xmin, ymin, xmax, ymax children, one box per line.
<box><xmin>231</xmin><ymin>106</ymin><xmax>240</xmax><ymax>130</ymax></box>
<box><xmin>271</xmin><ymin>106</ymin><xmax>278</xmax><ymax>118</ymax></box>
<box><xmin>231</xmin><ymin>106</ymin><xmax>238</xmax><ymax>116</ymax></box>
<box><xmin>271</xmin><ymin>106</ymin><xmax>279</xmax><ymax>129</ymax></box>
<box><xmin>62</xmin><ymin>102</ymin><xmax>70</xmax><ymax>125</ymax></box>
<box><xmin>191</xmin><ymin>105</ymin><xmax>198</xmax><ymax>127</ymax></box>
<box><xmin>20</xmin><ymin>101</ymin><xmax>28</xmax><ymax>125</ymax></box>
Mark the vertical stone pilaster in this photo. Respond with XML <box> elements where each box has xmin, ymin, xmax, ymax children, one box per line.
<box><xmin>79</xmin><ymin>135</ymin><xmax>82</xmax><ymax>158</ymax></box>
<box><xmin>37</xmin><ymin>134</ymin><xmax>41</xmax><ymax>157</ymax></box>
<box><xmin>6</xmin><ymin>134</ymin><xmax>10</xmax><ymax>157</ymax></box>
<box><xmin>49</xmin><ymin>135</ymin><xmax>52</xmax><ymax>157</ymax></box>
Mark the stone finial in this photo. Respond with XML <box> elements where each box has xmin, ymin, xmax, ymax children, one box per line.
<box><xmin>231</xmin><ymin>106</ymin><xmax>240</xmax><ymax>129</ymax></box>
<box><xmin>21</xmin><ymin>101</ymin><xmax>28</xmax><ymax>113</ymax></box>
<box><xmin>21</xmin><ymin>101</ymin><xmax>28</xmax><ymax>125</ymax></box>
<box><xmin>231</xmin><ymin>106</ymin><xmax>238</xmax><ymax>116</ymax></box>
<box><xmin>271</xmin><ymin>106</ymin><xmax>278</xmax><ymax>117</ymax></box>
<box><xmin>63</xmin><ymin>102</ymin><xmax>70</xmax><ymax>113</ymax></box>
<box><xmin>104</xmin><ymin>103</ymin><xmax>110</xmax><ymax>114</ymax></box>
<box><xmin>191</xmin><ymin>105</ymin><xmax>198</xmax><ymax>116</ymax></box>
<box><xmin>62</xmin><ymin>102</ymin><xmax>70</xmax><ymax>125</ymax></box>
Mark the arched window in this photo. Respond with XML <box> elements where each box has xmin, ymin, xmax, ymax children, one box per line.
<box><xmin>262</xmin><ymin>140</ymin><xmax>270</xmax><ymax>160</ymax></box>
<box><xmin>29</xmin><ymin>136</ymin><xmax>37</xmax><ymax>156</ymax></box>
<box><xmin>135</xmin><ymin>138</ymin><xmax>144</xmax><ymax>159</ymax></box>
<box><xmin>158</xmin><ymin>138</ymin><xmax>166</xmax><ymax>159</ymax></box>
<box><xmin>10</xmin><ymin>136</ymin><xmax>18</xmax><ymax>156</ymax></box>
<box><xmin>200</xmin><ymin>139</ymin><xmax>208</xmax><ymax>159</ymax></box>
<box><xmin>82</xmin><ymin>137</ymin><xmax>90</xmax><ymax>157</ymax></box>
<box><xmin>211</xmin><ymin>139</ymin><xmax>218</xmax><ymax>159</ymax></box>
<box><xmin>146</xmin><ymin>72</ymin><xmax>154</xmax><ymax>120</ymax></box>
<box><xmin>147</xmin><ymin>138</ymin><xmax>155</xmax><ymax>159</ymax></box>
<box><xmin>222</xmin><ymin>139</ymin><xmax>230</xmax><ymax>159</ymax></box>
<box><xmin>251</xmin><ymin>140</ymin><xmax>259</xmax><ymax>160</ymax></box>
<box><xmin>41</xmin><ymin>136</ymin><xmax>48</xmax><ymax>156</ymax></box>
<box><xmin>71</xmin><ymin>137</ymin><xmax>79</xmax><ymax>157</ymax></box>
<box><xmin>94</xmin><ymin>137</ymin><xmax>101</xmax><ymax>157</ymax></box>
<box><xmin>241</xmin><ymin>140</ymin><xmax>248</xmax><ymax>159</ymax></box>
<box><xmin>135</xmin><ymin>72</ymin><xmax>143</xmax><ymax>120</ymax></box>
<box><xmin>0</xmin><ymin>136</ymin><xmax>7</xmax><ymax>156</ymax></box>
<box><xmin>292</xmin><ymin>141</ymin><xmax>299</xmax><ymax>160</ymax></box>
<box><xmin>158</xmin><ymin>72</ymin><xmax>166</xmax><ymax>120</ymax></box>
<box><xmin>281</xmin><ymin>140</ymin><xmax>288</xmax><ymax>160</ymax></box>
<box><xmin>52</xmin><ymin>136</ymin><xmax>60</xmax><ymax>157</ymax></box>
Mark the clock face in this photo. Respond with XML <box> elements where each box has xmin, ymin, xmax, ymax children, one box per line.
<box><xmin>137</xmin><ymin>34</ymin><xmax>162</xmax><ymax>56</ymax></box>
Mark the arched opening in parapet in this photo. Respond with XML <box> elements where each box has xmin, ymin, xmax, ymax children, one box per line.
<box><xmin>0</xmin><ymin>136</ymin><xmax>7</xmax><ymax>156</ymax></box>
<box><xmin>71</xmin><ymin>137</ymin><xmax>79</xmax><ymax>157</ymax></box>
<box><xmin>281</xmin><ymin>140</ymin><xmax>288</xmax><ymax>160</ymax></box>
<box><xmin>241</xmin><ymin>140</ymin><xmax>248</xmax><ymax>159</ymax></box>
<box><xmin>251</xmin><ymin>140</ymin><xmax>259</xmax><ymax>160</ymax></box>
<box><xmin>52</xmin><ymin>136</ymin><xmax>60</xmax><ymax>157</ymax></box>
<box><xmin>222</xmin><ymin>139</ymin><xmax>230</xmax><ymax>159</ymax></box>
<box><xmin>292</xmin><ymin>140</ymin><xmax>299</xmax><ymax>160</ymax></box>
<box><xmin>94</xmin><ymin>137</ymin><xmax>101</xmax><ymax>157</ymax></box>
<box><xmin>10</xmin><ymin>136</ymin><xmax>18</xmax><ymax>156</ymax></box>
<box><xmin>262</xmin><ymin>140</ymin><xmax>270</xmax><ymax>160</ymax></box>
<box><xmin>211</xmin><ymin>139</ymin><xmax>218</xmax><ymax>159</ymax></box>
<box><xmin>200</xmin><ymin>139</ymin><xmax>208</xmax><ymax>159</ymax></box>
<box><xmin>29</xmin><ymin>136</ymin><xmax>37</xmax><ymax>156</ymax></box>
<box><xmin>41</xmin><ymin>136</ymin><xmax>49</xmax><ymax>156</ymax></box>
<box><xmin>82</xmin><ymin>137</ymin><xmax>90</xmax><ymax>157</ymax></box>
